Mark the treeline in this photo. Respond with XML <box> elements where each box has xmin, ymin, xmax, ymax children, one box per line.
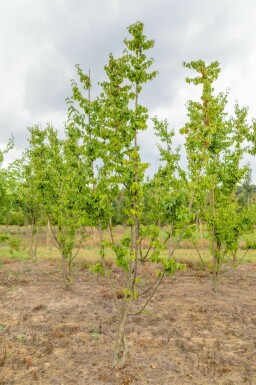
<box><xmin>1</xmin><ymin>21</ymin><xmax>256</xmax><ymax>367</ymax></box>
<box><xmin>0</xmin><ymin>170</ymin><xmax>256</xmax><ymax>227</ymax></box>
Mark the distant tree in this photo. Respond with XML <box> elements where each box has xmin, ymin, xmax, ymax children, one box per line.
<box><xmin>0</xmin><ymin>136</ymin><xmax>14</xmax><ymax>226</ymax></box>
<box><xmin>237</xmin><ymin>168</ymin><xmax>256</xmax><ymax>208</ymax></box>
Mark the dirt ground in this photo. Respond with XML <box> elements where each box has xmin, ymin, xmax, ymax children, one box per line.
<box><xmin>1</xmin><ymin>260</ymin><xmax>256</xmax><ymax>385</ymax></box>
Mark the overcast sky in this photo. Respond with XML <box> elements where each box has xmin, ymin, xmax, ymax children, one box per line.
<box><xmin>1</xmin><ymin>0</ymin><xmax>256</xmax><ymax>178</ymax></box>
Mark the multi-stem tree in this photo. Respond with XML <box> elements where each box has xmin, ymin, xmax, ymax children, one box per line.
<box><xmin>181</xmin><ymin>60</ymin><xmax>250</xmax><ymax>291</ymax></box>
<box><xmin>24</xmin><ymin>124</ymin><xmax>89</xmax><ymax>288</ymax></box>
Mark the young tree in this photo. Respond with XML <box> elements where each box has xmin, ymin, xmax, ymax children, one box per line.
<box><xmin>100</xmin><ymin>23</ymin><xmax>187</xmax><ymax>368</ymax></box>
<box><xmin>238</xmin><ymin>168</ymin><xmax>256</xmax><ymax>208</ymax></box>
<box><xmin>181</xmin><ymin>60</ymin><xmax>250</xmax><ymax>291</ymax></box>
<box><xmin>0</xmin><ymin>137</ymin><xmax>14</xmax><ymax>227</ymax></box>
<box><xmin>24</xmin><ymin>124</ymin><xmax>89</xmax><ymax>288</ymax></box>
<box><xmin>69</xmin><ymin>22</ymin><xmax>185</xmax><ymax>368</ymax></box>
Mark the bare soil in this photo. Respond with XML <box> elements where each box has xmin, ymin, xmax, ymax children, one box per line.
<box><xmin>1</xmin><ymin>260</ymin><xmax>256</xmax><ymax>385</ymax></box>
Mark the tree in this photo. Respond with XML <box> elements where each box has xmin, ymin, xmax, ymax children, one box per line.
<box><xmin>181</xmin><ymin>60</ymin><xmax>250</xmax><ymax>291</ymax></box>
<box><xmin>0</xmin><ymin>136</ymin><xmax>14</xmax><ymax>226</ymax></box>
<box><xmin>237</xmin><ymin>168</ymin><xmax>256</xmax><ymax>208</ymax></box>
<box><xmin>24</xmin><ymin>124</ymin><xmax>90</xmax><ymax>289</ymax></box>
<box><xmin>69</xmin><ymin>22</ymin><xmax>185</xmax><ymax>368</ymax></box>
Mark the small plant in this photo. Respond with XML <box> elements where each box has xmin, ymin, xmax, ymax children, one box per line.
<box><xmin>89</xmin><ymin>262</ymin><xmax>105</xmax><ymax>275</ymax></box>
<box><xmin>89</xmin><ymin>322</ymin><xmax>102</xmax><ymax>339</ymax></box>
<box><xmin>141</xmin><ymin>308</ymin><xmax>153</xmax><ymax>316</ymax></box>
<box><xmin>0</xmin><ymin>233</ymin><xmax>10</xmax><ymax>243</ymax></box>
<box><xmin>9</xmin><ymin>236</ymin><xmax>21</xmax><ymax>253</ymax></box>
<box><xmin>17</xmin><ymin>333</ymin><xmax>26</xmax><ymax>342</ymax></box>
<box><xmin>80</xmin><ymin>261</ymin><xmax>90</xmax><ymax>270</ymax></box>
<box><xmin>90</xmin><ymin>332</ymin><xmax>100</xmax><ymax>339</ymax></box>
<box><xmin>0</xmin><ymin>325</ymin><xmax>6</xmax><ymax>334</ymax></box>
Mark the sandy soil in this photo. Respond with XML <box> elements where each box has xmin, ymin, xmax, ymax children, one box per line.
<box><xmin>1</xmin><ymin>260</ymin><xmax>256</xmax><ymax>385</ymax></box>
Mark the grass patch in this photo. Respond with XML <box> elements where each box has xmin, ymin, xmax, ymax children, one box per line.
<box><xmin>0</xmin><ymin>247</ymin><xmax>31</xmax><ymax>263</ymax></box>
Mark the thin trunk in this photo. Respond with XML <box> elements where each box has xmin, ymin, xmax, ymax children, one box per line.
<box><xmin>46</xmin><ymin>219</ymin><xmax>51</xmax><ymax>249</ymax></box>
<box><xmin>211</xmin><ymin>187</ymin><xmax>218</xmax><ymax>293</ymax></box>
<box><xmin>112</xmin><ymin>304</ymin><xmax>130</xmax><ymax>368</ymax></box>
<box><xmin>32</xmin><ymin>230</ymin><xmax>39</xmax><ymax>259</ymax></box>
<box><xmin>196</xmin><ymin>215</ymin><xmax>199</xmax><ymax>237</ymax></box>
<box><xmin>199</xmin><ymin>219</ymin><xmax>203</xmax><ymax>248</ymax></box>
<box><xmin>232</xmin><ymin>250</ymin><xmax>237</xmax><ymax>264</ymax></box>
<box><xmin>212</xmin><ymin>248</ymin><xmax>218</xmax><ymax>293</ymax></box>
<box><xmin>68</xmin><ymin>257</ymin><xmax>72</xmax><ymax>284</ymax></box>
<box><xmin>88</xmin><ymin>69</ymin><xmax>94</xmax><ymax>177</ymax></box>
<box><xmin>108</xmin><ymin>218</ymin><xmax>114</xmax><ymax>244</ymax></box>
<box><xmin>131</xmin><ymin>88</ymin><xmax>139</xmax><ymax>296</ymax></box>
<box><xmin>61</xmin><ymin>253</ymin><xmax>69</xmax><ymax>290</ymax></box>
<box><xmin>30</xmin><ymin>224</ymin><xmax>34</xmax><ymax>256</ymax></box>
<box><xmin>30</xmin><ymin>223</ymin><xmax>39</xmax><ymax>259</ymax></box>
<box><xmin>168</xmin><ymin>224</ymin><xmax>173</xmax><ymax>259</ymax></box>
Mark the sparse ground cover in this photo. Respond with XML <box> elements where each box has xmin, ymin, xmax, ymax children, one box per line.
<box><xmin>1</xmin><ymin>250</ymin><xmax>256</xmax><ymax>385</ymax></box>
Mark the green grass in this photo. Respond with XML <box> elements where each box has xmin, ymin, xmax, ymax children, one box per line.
<box><xmin>1</xmin><ymin>229</ymin><xmax>256</xmax><ymax>271</ymax></box>
<box><xmin>0</xmin><ymin>247</ymin><xmax>31</xmax><ymax>262</ymax></box>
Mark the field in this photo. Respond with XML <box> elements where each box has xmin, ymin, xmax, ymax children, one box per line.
<box><xmin>1</xmin><ymin>233</ymin><xmax>256</xmax><ymax>385</ymax></box>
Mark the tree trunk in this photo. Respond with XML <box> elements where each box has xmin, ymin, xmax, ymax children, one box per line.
<box><xmin>112</xmin><ymin>305</ymin><xmax>129</xmax><ymax>368</ymax></box>
<box><xmin>46</xmin><ymin>219</ymin><xmax>52</xmax><ymax>249</ymax></box>
<box><xmin>232</xmin><ymin>250</ymin><xmax>237</xmax><ymax>264</ymax></box>
<box><xmin>168</xmin><ymin>224</ymin><xmax>173</xmax><ymax>259</ymax></box>
<box><xmin>212</xmin><ymin>242</ymin><xmax>221</xmax><ymax>293</ymax></box>
<box><xmin>61</xmin><ymin>253</ymin><xmax>69</xmax><ymax>290</ymax></box>
<box><xmin>108</xmin><ymin>218</ymin><xmax>114</xmax><ymax>244</ymax></box>
<box><xmin>199</xmin><ymin>220</ymin><xmax>203</xmax><ymax>248</ymax></box>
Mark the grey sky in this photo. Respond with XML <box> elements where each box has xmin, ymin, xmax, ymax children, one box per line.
<box><xmin>1</xmin><ymin>0</ymin><xmax>256</xmax><ymax>177</ymax></box>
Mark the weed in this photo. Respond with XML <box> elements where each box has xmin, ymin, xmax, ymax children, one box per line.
<box><xmin>0</xmin><ymin>325</ymin><xmax>6</xmax><ymax>334</ymax></box>
<box><xmin>89</xmin><ymin>262</ymin><xmax>104</xmax><ymax>275</ymax></box>
<box><xmin>80</xmin><ymin>261</ymin><xmax>90</xmax><ymax>270</ymax></box>
<box><xmin>9</xmin><ymin>237</ymin><xmax>21</xmax><ymax>253</ymax></box>
<box><xmin>141</xmin><ymin>308</ymin><xmax>153</xmax><ymax>316</ymax></box>
<box><xmin>17</xmin><ymin>333</ymin><xmax>26</xmax><ymax>342</ymax></box>
<box><xmin>90</xmin><ymin>332</ymin><xmax>100</xmax><ymax>339</ymax></box>
<box><xmin>89</xmin><ymin>322</ymin><xmax>102</xmax><ymax>338</ymax></box>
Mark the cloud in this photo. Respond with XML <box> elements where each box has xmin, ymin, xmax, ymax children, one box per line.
<box><xmin>0</xmin><ymin>0</ymin><xmax>256</xmax><ymax>178</ymax></box>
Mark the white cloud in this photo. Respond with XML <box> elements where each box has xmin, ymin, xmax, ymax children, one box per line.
<box><xmin>0</xmin><ymin>0</ymin><xmax>256</xmax><ymax>178</ymax></box>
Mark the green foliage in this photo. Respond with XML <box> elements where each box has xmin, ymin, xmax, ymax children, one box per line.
<box><xmin>2</xmin><ymin>20</ymin><xmax>256</xmax><ymax>367</ymax></box>
<box><xmin>111</xmin><ymin>240</ymin><xmax>130</xmax><ymax>271</ymax></box>
<box><xmin>0</xmin><ymin>233</ymin><xmax>10</xmax><ymax>243</ymax></box>
<box><xmin>151</xmin><ymin>251</ymin><xmax>186</xmax><ymax>275</ymax></box>
<box><xmin>89</xmin><ymin>262</ymin><xmax>105</xmax><ymax>275</ymax></box>
<box><xmin>23</xmin><ymin>123</ymin><xmax>91</xmax><ymax>287</ymax></box>
<box><xmin>9</xmin><ymin>237</ymin><xmax>21</xmax><ymax>253</ymax></box>
<box><xmin>181</xmin><ymin>60</ymin><xmax>251</xmax><ymax>290</ymax></box>
<box><xmin>0</xmin><ymin>137</ymin><xmax>18</xmax><ymax>226</ymax></box>
<box><xmin>17</xmin><ymin>333</ymin><xmax>26</xmax><ymax>342</ymax></box>
<box><xmin>0</xmin><ymin>233</ymin><xmax>22</xmax><ymax>255</ymax></box>
<box><xmin>143</xmin><ymin>118</ymin><xmax>189</xmax><ymax>232</ymax></box>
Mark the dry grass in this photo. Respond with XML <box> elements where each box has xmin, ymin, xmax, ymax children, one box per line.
<box><xmin>1</xmin><ymin>225</ymin><xmax>256</xmax><ymax>269</ymax></box>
